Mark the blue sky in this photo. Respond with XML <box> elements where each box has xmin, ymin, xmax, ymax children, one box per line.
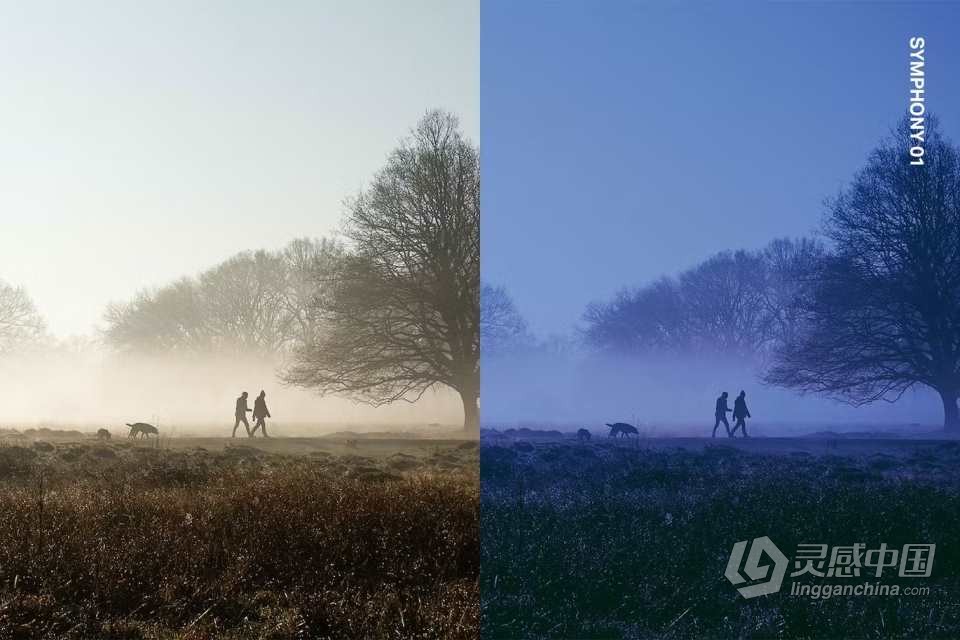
<box><xmin>482</xmin><ymin>1</ymin><xmax>960</xmax><ymax>336</ymax></box>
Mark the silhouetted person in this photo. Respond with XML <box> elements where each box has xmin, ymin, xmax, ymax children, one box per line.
<box><xmin>713</xmin><ymin>391</ymin><xmax>731</xmax><ymax>437</ymax></box>
<box><xmin>250</xmin><ymin>390</ymin><xmax>271</xmax><ymax>437</ymax></box>
<box><xmin>233</xmin><ymin>391</ymin><xmax>251</xmax><ymax>437</ymax></box>
<box><xmin>731</xmin><ymin>390</ymin><xmax>751</xmax><ymax>437</ymax></box>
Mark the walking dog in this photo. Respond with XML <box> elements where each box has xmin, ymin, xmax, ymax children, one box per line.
<box><xmin>126</xmin><ymin>422</ymin><xmax>159</xmax><ymax>439</ymax></box>
<box><xmin>607</xmin><ymin>422</ymin><xmax>639</xmax><ymax>438</ymax></box>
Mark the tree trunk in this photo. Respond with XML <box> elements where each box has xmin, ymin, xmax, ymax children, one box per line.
<box><xmin>941</xmin><ymin>389</ymin><xmax>960</xmax><ymax>433</ymax></box>
<box><xmin>460</xmin><ymin>390</ymin><xmax>479</xmax><ymax>435</ymax></box>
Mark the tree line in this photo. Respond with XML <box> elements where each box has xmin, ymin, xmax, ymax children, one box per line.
<box><xmin>0</xmin><ymin>281</ymin><xmax>45</xmax><ymax>355</ymax></box>
<box><xmin>2</xmin><ymin>110</ymin><xmax>480</xmax><ymax>432</ymax></box>
<box><xmin>484</xmin><ymin>117</ymin><xmax>960</xmax><ymax>432</ymax></box>
<box><xmin>103</xmin><ymin>238</ymin><xmax>344</xmax><ymax>355</ymax></box>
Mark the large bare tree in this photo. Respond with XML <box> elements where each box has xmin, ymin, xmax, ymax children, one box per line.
<box><xmin>284</xmin><ymin>111</ymin><xmax>480</xmax><ymax>432</ymax></box>
<box><xmin>0</xmin><ymin>280</ymin><xmax>45</xmax><ymax>354</ymax></box>
<box><xmin>766</xmin><ymin>118</ymin><xmax>960</xmax><ymax>431</ymax></box>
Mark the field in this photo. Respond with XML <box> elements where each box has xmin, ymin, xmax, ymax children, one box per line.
<box><xmin>0</xmin><ymin>429</ymin><xmax>479</xmax><ymax>639</ymax></box>
<box><xmin>481</xmin><ymin>433</ymin><xmax>960</xmax><ymax>639</ymax></box>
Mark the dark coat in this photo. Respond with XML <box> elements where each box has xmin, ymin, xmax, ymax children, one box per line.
<box><xmin>733</xmin><ymin>396</ymin><xmax>751</xmax><ymax>419</ymax></box>
<box><xmin>253</xmin><ymin>396</ymin><xmax>271</xmax><ymax>419</ymax></box>
<box><xmin>715</xmin><ymin>395</ymin><xmax>730</xmax><ymax>418</ymax></box>
<box><xmin>235</xmin><ymin>395</ymin><xmax>250</xmax><ymax>418</ymax></box>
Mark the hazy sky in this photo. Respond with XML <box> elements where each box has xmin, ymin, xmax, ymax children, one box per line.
<box><xmin>0</xmin><ymin>1</ymin><xmax>478</xmax><ymax>337</ymax></box>
<box><xmin>482</xmin><ymin>1</ymin><xmax>960</xmax><ymax>336</ymax></box>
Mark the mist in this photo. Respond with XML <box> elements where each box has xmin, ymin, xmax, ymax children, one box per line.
<box><xmin>482</xmin><ymin>348</ymin><xmax>942</xmax><ymax>436</ymax></box>
<box><xmin>0</xmin><ymin>345</ymin><xmax>462</xmax><ymax>434</ymax></box>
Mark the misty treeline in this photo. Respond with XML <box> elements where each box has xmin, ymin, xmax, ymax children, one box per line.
<box><xmin>582</xmin><ymin>237</ymin><xmax>823</xmax><ymax>360</ymax></box>
<box><xmin>0</xmin><ymin>281</ymin><xmax>46</xmax><ymax>355</ymax></box>
<box><xmin>485</xmin><ymin>117</ymin><xmax>960</xmax><ymax>431</ymax></box>
<box><xmin>103</xmin><ymin>238</ymin><xmax>342</xmax><ymax>354</ymax></box>
<box><xmin>0</xmin><ymin>110</ymin><xmax>479</xmax><ymax>431</ymax></box>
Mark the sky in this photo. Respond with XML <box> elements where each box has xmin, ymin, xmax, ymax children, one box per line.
<box><xmin>0</xmin><ymin>0</ymin><xmax>478</xmax><ymax>338</ymax></box>
<box><xmin>482</xmin><ymin>1</ymin><xmax>960</xmax><ymax>337</ymax></box>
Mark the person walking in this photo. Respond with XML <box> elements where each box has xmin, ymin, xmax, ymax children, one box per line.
<box><xmin>250</xmin><ymin>390</ymin><xmax>271</xmax><ymax>437</ymax></box>
<box><xmin>233</xmin><ymin>391</ymin><xmax>252</xmax><ymax>437</ymax></box>
<box><xmin>713</xmin><ymin>391</ymin><xmax>731</xmax><ymax>438</ymax></box>
<box><xmin>731</xmin><ymin>390</ymin><xmax>751</xmax><ymax>437</ymax></box>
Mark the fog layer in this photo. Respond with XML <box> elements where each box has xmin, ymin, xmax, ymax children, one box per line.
<box><xmin>482</xmin><ymin>350</ymin><xmax>941</xmax><ymax>435</ymax></box>
<box><xmin>0</xmin><ymin>347</ymin><xmax>462</xmax><ymax>434</ymax></box>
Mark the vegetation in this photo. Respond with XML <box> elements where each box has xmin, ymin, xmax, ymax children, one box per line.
<box><xmin>767</xmin><ymin>118</ymin><xmax>960</xmax><ymax>432</ymax></box>
<box><xmin>480</xmin><ymin>283</ymin><xmax>533</xmax><ymax>357</ymax></box>
<box><xmin>481</xmin><ymin>438</ymin><xmax>960</xmax><ymax>639</ymax></box>
<box><xmin>581</xmin><ymin>238</ymin><xmax>823</xmax><ymax>359</ymax></box>
<box><xmin>0</xmin><ymin>436</ymin><xmax>478</xmax><ymax>639</ymax></box>
<box><xmin>0</xmin><ymin>280</ymin><xmax>46</xmax><ymax>355</ymax></box>
<box><xmin>103</xmin><ymin>238</ymin><xmax>344</xmax><ymax>355</ymax></box>
<box><xmin>285</xmin><ymin>111</ymin><xmax>480</xmax><ymax>433</ymax></box>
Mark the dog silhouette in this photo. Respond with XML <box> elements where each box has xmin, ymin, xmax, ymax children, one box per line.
<box><xmin>606</xmin><ymin>422</ymin><xmax>639</xmax><ymax>438</ymax></box>
<box><xmin>126</xmin><ymin>422</ymin><xmax>159</xmax><ymax>439</ymax></box>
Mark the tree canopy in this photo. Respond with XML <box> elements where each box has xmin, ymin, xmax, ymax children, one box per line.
<box><xmin>283</xmin><ymin>111</ymin><xmax>480</xmax><ymax>432</ymax></box>
<box><xmin>583</xmin><ymin>238</ymin><xmax>823</xmax><ymax>361</ymax></box>
<box><xmin>103</xmin><ymin>238</ymin><xmax>343</xmax><ymax>355</ymax></box>
<box><xmin>0</xmin><ymin>280</ymin><xmax>46</xmax><ymax>354</ymax></box>
<box><xmin>766</xmin><ymin>118</ymin><xmax>960</xmax><ymax>431</ymax></box>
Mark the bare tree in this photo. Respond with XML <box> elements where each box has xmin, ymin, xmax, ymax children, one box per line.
<box><xmin>104</xmin><ymin>239</ymin><xmax>341</xmax><ymax>355</ymax></box>
<box><xmin>481</xmin><ymin>283</ymin><xmax>533</xmax><ymax>356</ymax></box>
<box><xmin>583</xmin><ymin>243</ymin><xmax>807</xmax><ymax>359</ymax></box>
<box><xmin>759</xmin><ymin>238</ymin><xmax>825</xmax><ymax>350</ymax></box>
<box><xmin>583</xmin><ymin>278</ymin><xmax>687</xmax><ymax>355</ymax></box>
<box><xmin>284</xmin><ymin>111</ymin><xmax>480</xmax><ymax>432</ymax></box>
<box><xmin>678</xmin><ymin>250</ymin><xmax>771</xmax><ymax>357</ymax></box>
<box><xmin>104</xmin><ymin>278</ymin><xmax>209</xmax><ymax>352</ymax></box>
<box><xmin>766</xmin><ymin>118</ymin><xmax>960</xmax><ymax>431</ymax></box>
<box><xmin>279</xmin><ymin>237</ymin><xmax>345</xmax><ymax>347</ymax></box>
<box><xmin>196</xmin><ymin>250</ymin><xmax>289</xmax><ymax>352</ymax></box>
<box><xmin>0</xmin><ymin>280</ymin><xmax>45</xmax><ymax>354</ymax></box>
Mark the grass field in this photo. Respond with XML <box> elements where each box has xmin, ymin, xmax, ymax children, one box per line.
<box><xmin>0</xmin><ymin>430</ymin><xmax>478</xmax><ymax>639</ymax></box>
<box><xmin>481</xmin><ymin>434</ymin><xmax>960</xmax><ymax>639</ymax></box>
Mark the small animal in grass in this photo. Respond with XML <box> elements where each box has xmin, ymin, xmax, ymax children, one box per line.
<box><xmin>576</xmin><ymin>428</ymin><xmax>591</xmax><ymax>442</ymax></box>
<box><xmin>96</xmin><ymin>428</ymin><xmax>111</xmax><ymax>441</ymax></box>
<box><xmin>607</xmin><ymin>422</ymin><xmax>639</xmax><ymax>438</ymax></box>
<box><xmin>126</xmin><ymin>422</ymin><xmax>159</xmax><ymax>439</ymax></box>
<box><xmin>345</xmin><ymin>439</ymin><xmax>358</xmax><ymax>449</ymax></box>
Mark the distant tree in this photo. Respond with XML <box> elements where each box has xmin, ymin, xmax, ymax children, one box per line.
<box><xmin>279</xmin><ymin>238</ymin><xmax>345</xmax><ymax>347</ymax></box>
<box><xmin>583</xmin><ymin>241</ymin><xmax>816</xmax><ymax>359</ymax></box>
<box><xmin>104</xmin><ymin>238</ymin><xmax>341</xmax><ymax>354</ymax></box>
<box><xmin>583</xmin><ymin>278</ymin><xmax>686</xmax><ymax>355</ymax></box>
<box><xmin>677</xmin><ymin>250</ymin><xmax>771</xmax><ymax>357</ymax></box>
<box><xmin>0</xmin><ymin>280</ymin><xmax>45</xmax><ymax>354</ymax></box>
<box><xmin>759</xmin><ymin>238</ymin><xmax>825</xmax><ymax>350</ymax></box>
<box><xmin>195</xmin><ymin>250</ymin><xmax>289</xmax><ymax>352</ymax></box>
<box><xmin>284</xmin><ymin>111</ymin><xmax>480</xmax><ymax>432</ymax></box>
<box><xmin>766</xmin><ymin>118</ymin><xmax>960</xmax><ymax>431</ymax></box>
<box><xmin>481</xmin><ymin>283</ymin><xmax>533</xmax><ymax>356</ymax></box>
<box><xmin>104</xmin><ymin>278</ymin><xmax>208</xmax><ymax>352</ymax></box>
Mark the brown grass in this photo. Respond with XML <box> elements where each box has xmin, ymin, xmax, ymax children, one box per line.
<box><xmin>0</xmin><ymin>438</ymin><xmax>478</xmax><ymax>639</ymax></box>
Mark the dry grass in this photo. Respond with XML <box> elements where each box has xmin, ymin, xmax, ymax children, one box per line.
<box><xmin>481</xmin><ymin>437</ymin><xmax>960</xmax><ymax>639</ymax></box>
<box><xmin>0</xmin><ymin>437</ymin><xmax>479</xmax><ymax>639</ymax></box>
